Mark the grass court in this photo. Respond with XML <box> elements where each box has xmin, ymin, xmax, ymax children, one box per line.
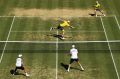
<box><xmin>0</xmin><ymin>0</ymin><xmax>120</xmax><ymax>79</ymax></box>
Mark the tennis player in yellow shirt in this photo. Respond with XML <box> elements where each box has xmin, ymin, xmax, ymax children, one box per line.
<box><xmin>50</xmin><ymin>19</ymin><xmax>74</xmax><ymax>39</ymax></box>
<box><xmin>94</xmin><ymin>1</ymin><xmax>105</xmax><ymax>16</ymax></box>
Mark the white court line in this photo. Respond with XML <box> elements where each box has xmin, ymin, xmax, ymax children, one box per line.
<box><xmin>0</xmin><ymin>16</ymin><xmax>15</xmax><ymax>63</ymax></box>
<box><xmin>0</xmin><ymin>40</ymin><xmax>120</xmax><ymax>43</ymax></box>
<box><xmin>11</xmin><ymin>30</ymin><xmax>104</xmax><ymax>33</ymax></box>
<box><xmin>0</xmin><ymin>15</ymin><xmax>115</xmax><ymax>18</ymax></box>
<box><xmin>56</xmin><ymin>31</ymin><xmax>58</xmax><ymax>79</ymax></box>
<box><xmin>114</xmin><ymin>15</ymin><xmax>120</xmax><ymax>30</ymax></box>
<box><xmin>100</xmin><ymin>17</ymin><xmax>120</xmax><ymax>79</ymax></box>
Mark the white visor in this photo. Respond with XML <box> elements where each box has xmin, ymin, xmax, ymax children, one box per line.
<box><xmin>18</xmin><ymin>54</ymin><xmax>22</xmax><ymax>57</ymax></box>
<box><xmin>72</xmin><ymin>45</ymin><xmax>75</xmax><ymax>48</ymax></box>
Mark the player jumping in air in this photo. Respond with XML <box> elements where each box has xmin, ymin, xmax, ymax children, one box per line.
<box><xmin>12</xmin><ymin>54</ymin><xmax>30</xmax><ymax>77</ymax></box>
<box><xmin>94</xmin><ymin>1</ymin><xmax>105</xmax><ymax>17</ymax></box>
<box><xmin>50</xmin><ymin>19</ymin><xmax>74</xmax><ymax>39</ymax></box>
<box><xmin>67</xmin><ymin>45</ymin><xmax>84</xmax><ymax>72</ymax></box>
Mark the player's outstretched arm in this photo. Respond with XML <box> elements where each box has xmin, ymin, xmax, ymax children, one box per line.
<box><xmin>70</xmin><ymin>26</ymin><xmax>75</xmax><ymax>28</ymax></box>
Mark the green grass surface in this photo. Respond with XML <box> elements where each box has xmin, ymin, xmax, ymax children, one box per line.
<box><xmin>0</xmin><ymin>0</ymin><xmax>119</xmax><ymax>15</ymax></box>
<box><xmin>0</xmin><ymin>17</ymin><xmax>13</xmax><ymax>41</ymax></box>
<box><xmin>0</xmin><ymin>43</ymin><xmax>56</xmax><ymax>79</ymax></box>
<box><xmin>0</xmin><ymin>16</ymin><xmax>119</xmax><ymax>79</ymax></box>
<box><xmin>58</xmin><ymin>47</ymin><xmax>117</xmax><ymax>79</ymax></box>
<box><xmin>0</xmin><ymin>0</ymin><xmax>120</xmax><ymax>79</ymax></box>
<box><xmin>7</xmin><ymin>17</ymin><xmax>106</xmax><ymax>41</ymax></box>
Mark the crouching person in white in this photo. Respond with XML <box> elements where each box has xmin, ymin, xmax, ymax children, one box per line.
<box><xmin>67</xmin><ymin>45</ymin><xmax>84</xmax><ymax>72</ymax></box>
<box><xmin>13</xmin><ymin>54</ymin><xmax>30</xmax><ymax>77</ymax></box>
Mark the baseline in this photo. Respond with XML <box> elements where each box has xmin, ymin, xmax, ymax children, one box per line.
<box><xmin>0</xmin><ymin>15</ymin><xmax>115</xmax><ymax>18</ymax></box>
<box><xmin>0</xmin><ymin>40</ymin><xmax>120</xmax><ymax>43</ymax></box>
<box><xmin>11</xmin><ymin>30</ymin><xmax>104</xmax><ymax>33</ymax></box>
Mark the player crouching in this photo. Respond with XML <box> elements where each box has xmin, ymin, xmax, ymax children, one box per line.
<box><xmin>94</xmin><ymin>1</ymin><xmax>105</xmax><ymax>17</ymax></box>
<box><xmin>12</xmin><ymin>54</ymin><xmax>30</xmax><ymax>77</ymax></box>
<box><xmin>50</xmin><ymin>19</ymin><xmax>74</xmax><ymax>39</ymax></box>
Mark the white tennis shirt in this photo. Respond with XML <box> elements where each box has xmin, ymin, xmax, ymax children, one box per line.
<box><xmin>16</xmin><ymin>58</ymin><xmax>22</xmax><ymax>67</ymax></box>
<box><xmin>70</xmin><ymin>48</ymin><xmax>78</xmax><ymax>59</ymax></box>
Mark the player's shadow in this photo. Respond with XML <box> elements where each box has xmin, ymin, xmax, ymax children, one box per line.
<box><xmin>60</xmin><ymin>63</ymin><xmax>81</xmax><ymax>71</ymax></box>
<box><xmin>89</xmin><ymin>13</ymin><xmax>95</xmax><ymax>16</ymax></box>
<box><xmin>60</xmin><ymin>63</ymin><xmax>68</xmax><ymax>70</ymax></box>
<box><xmin>10</xmin><ymin>69</ymin><xmax>25</xmax><ymax>76</ymax></box>
<box><xmin>89</xmin><ymin>13</ymin><xmax>104</xmax><ymax>16</ymax></box>
<box><xmin>47</xmin><ymin>34</ymin><xmax>64</xmax><ymax>40</ymax></box>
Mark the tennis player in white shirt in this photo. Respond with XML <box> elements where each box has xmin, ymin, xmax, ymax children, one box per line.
<box><xmin>13</xmin><ymin>54</ymin><xmax>30</xmax><ymax>76</ymax></box>
<box><xmin>67</xmin><ymin>45</ymin><xmax>84</xmax><ymax>72</ymax></box>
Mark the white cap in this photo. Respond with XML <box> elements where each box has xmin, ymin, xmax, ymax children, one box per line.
<box><xmin>72</xmin><ymin>45</ymin><xmax>75</xmax><ymax>48</ymax></box>
<box><xmin>18</xmin><ymin>54</ymin><xmax>22</xmax><ymax>57</ymax></box>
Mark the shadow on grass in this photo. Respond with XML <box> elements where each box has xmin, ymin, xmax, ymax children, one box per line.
<box><xmin>60</xmin><ymin>63</ymin><xmax>68</xmax><ymax>70</ymax></box>
<box><xmin>89</xmin><ymin>13</ymin><xmax>104</xmax><ymax>16</ymax></box>
<box><xmin>60</xmin><ymin>63</ymin><xmax>81</xmax><ymax>71</ymax></box>
<box><xmin>89</xmin><ymin>13</ymin><xmax>95</xmax><ymax>16</ymax></box>
<box><xmin>10</xmin><ymin>69</ymin><xmax>25</xmax><ymax>76</ymax></box>
<box><xmin>47</xmin><ymin>34</ymin><xmax>64</xmax><ymax>40</ymax></box>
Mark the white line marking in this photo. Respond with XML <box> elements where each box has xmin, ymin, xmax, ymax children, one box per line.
<box><xmin>100</xmin><ymin>17</ymin><xmax>120</xmax><ymax>79</ymax></box>
<box><xmin>0</xmin><ymin>15</ymin><xmax>115</xmax><ymax>18</ymax></box>
<box><xmin>0</xmin><ymin>40</ymin><xmax>120</xmax><ymax>43</ymax></box>
<box><xmin>0</xmin><ymin>16</ymin><xmax>15</xmax><ymax>64</ymax></box>
<box><xmin>56</xmin><ymin>31</ymin><xmax>58</xmax><ymax>79</ymax></box>
<box><xmin>114</xmin><ymin>15</ymin><xmax>120</xmax><ymax>30</ymax></box>
<box><xmin>11</xmin><ymin>30</ymin><xmax>104</xmax><ymax>33</ymax></box>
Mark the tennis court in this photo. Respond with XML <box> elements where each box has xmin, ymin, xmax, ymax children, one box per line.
<box><xmin>0</xmin><ymin>15</ymin><xmax>120</xmax><ymax>79</ymax></box>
